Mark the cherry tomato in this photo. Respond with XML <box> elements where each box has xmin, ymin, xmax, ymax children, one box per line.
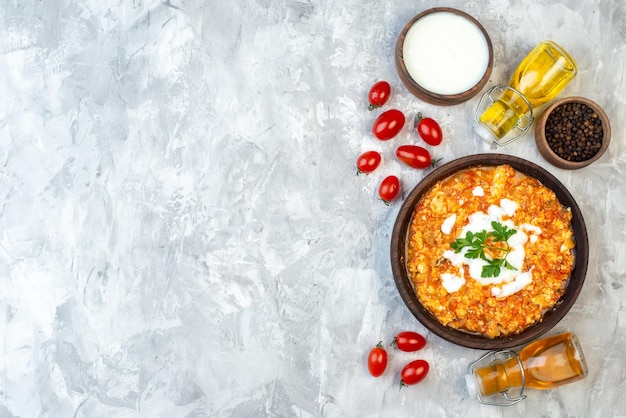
<box><xmin>368</xmin><ymin>81</ymin><xmax>391</xmax><ymax>111</ymax></box>
<box><xmin>356</xmin><ymin>151</ymin><xmax>382</xmax><ymax>174</ymax></box>
<box><xmin>391</xmin><ymin>331</ymin><xmax>426</xmax><ymax>352</ymax></box>
<box><xmin>372</xmin><ymin>109</ymin><xmax>405</xmax><ymax>141</ymax></box>
<box><xmin>378</xmin><ymin>175</ymin><xmax>400</xmax><ymax>205</ymax></box>
<box><xmin>415</xmin><ymin>113</ymin><xmax>443</xmax><ymax>146</ymax></box>
<box><xmin>400</xmin><ymin>359</ymin><xmax>429</xmax><ymax>387</ymax></box>
<box><xmin>395</xmin><ymin>145</ymin><xmax>441</xmax><ymax>169</ymax></box>
<box><xmin>367</xmin><ymin>341</ymin><xmax>388</xmax><ymax>377</ymax></box>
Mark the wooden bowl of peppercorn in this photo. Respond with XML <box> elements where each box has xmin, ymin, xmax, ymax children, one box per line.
<box><xmin>535</xmin><ymin>97</ymin><xmax>611</xmax><ymax>169</ymax></box>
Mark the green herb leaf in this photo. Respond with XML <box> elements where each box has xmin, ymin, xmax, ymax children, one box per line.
<box><xmin>450</xmin><ymin>221</ymin><xmax>519</xmax><ymax>278</ymax></box>
<box><xmin>482</xmin><ymin>264</ymin><xmax>501</xmax><ymax>278</ymax></box>
<box><xmin>504</xmin><ymin>260</ymin><xmax>517</xmax><ymax>271</ymax></box>
<box><xmin>451</xmin><ymin>238</ymin><xmax>472</xmax><ymax>252</ymax></box>
<box><xmin>490</xmin><ymin>221</ymin><xmax>517</xmax><ymax>242</ymax></box>
<box><xmin>465</xmin><ymin>247</ymin><xmax>483</xmax><ymax>259</ymax></box>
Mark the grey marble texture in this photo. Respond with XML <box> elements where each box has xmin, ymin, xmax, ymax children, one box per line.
<box><xmin>0</xmin><ymin>0</ymin><xmax>624</xmax><ymax>417</ymax></box>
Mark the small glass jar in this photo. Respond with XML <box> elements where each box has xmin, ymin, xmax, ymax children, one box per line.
<box><xmin>466</xmin><ymin>332</ymin><xmax>588</xmax><ymax>406</ymax></box>
<box><xmin>473</xmin><ymin>40</ymin><xmax>577</xmax><ymax>146</ymax></box>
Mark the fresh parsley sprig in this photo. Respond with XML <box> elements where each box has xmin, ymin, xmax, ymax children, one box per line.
<box><xmin>451</xmin><ymin>221</ymin><xmax>518</xmax><ymax>278</ymax></box>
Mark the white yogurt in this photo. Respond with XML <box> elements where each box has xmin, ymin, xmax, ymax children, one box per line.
<box><xmin>402</xmin><ymin>12</ymin><xmax>490</xmax><ymax>94</ymax></box>
<box><xmin>441</xmin><ymin>200</ymin><xmax>542</xmax><ymax>298</ymax></box>
<box><xmin>442</xmin><ymin>273</ymin><xmax>465</xmax><ymax>293</ymax></box>
<box><xmin>472</xmin><ymin>186</ymin><xmax>485</xmax><ymax>197</ymax></box>
<box><xmin>441</xmin><ymin>213</ymin><xmax>457</xmax><ymax>235</ymax></box>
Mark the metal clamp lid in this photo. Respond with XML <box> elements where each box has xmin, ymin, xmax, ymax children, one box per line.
<box><xmin>473</xmin><ymin>86</ymin><xmax>534</xmax><ymax>146</ymax></box>
<box><xmin>467</xmin><ymin>349</ymin><xmax>527</xmax><ymax>407</ymax></box>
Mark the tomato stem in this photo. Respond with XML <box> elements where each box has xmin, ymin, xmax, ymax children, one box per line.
<box><xmin>413</xmin><ymin>112</ymin><xmax>423</xmax><ymax>128</ymax></box>
<box><xmin>368</xmin><ymin>103</ymin><xmax>381</xmax><ymax>111</ymax></box>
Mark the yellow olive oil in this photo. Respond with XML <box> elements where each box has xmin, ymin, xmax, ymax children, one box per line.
<box><xmin>478</xmin><ymin>88</ymin><xmax>531</xmax><ymax>140</ymax></box>
<box><xmin>474</xmin><ymin>332</ymin><xmax>588</xmax><ymax>397</ymax></box>
<box><xmin>478</xmin><ymin>41</ymin><xmax>577</xmax><ymax>141</ymax></box>
<box><xmin>511</xmin><ymin>41</ymin><xmax>578</xmax><ymax>107</ymax></box>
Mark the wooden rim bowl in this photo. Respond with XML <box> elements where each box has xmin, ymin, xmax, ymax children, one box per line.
<box><xmin>535</xmin><ymin>97</ymin><xmax>611</xmax><ymax>169</ymax></box>
<box><xmin>395</xmin><ymin>8</ymin><xmax>493</xmax><ymax>106</ymax></box>
<box><xmin>390</xmin><ymin>154</ymin><xmax>589</xmax><ymax>349</ymax></box>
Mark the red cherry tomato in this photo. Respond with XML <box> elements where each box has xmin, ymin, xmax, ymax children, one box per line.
<box><xmin>391</xmin><ymin>331</ymin><xmax>426</xmax><ymax>352</ymax></box>
<box><xmin>395</xmin><ymin>145</ymin><xmax>441</xmax><ymax>169</ymax></box>
<box><xmin>372</xmin><ymin>109</ymin><xmax>405</xmax><ymax>141</ymax></box>
<box><xmin>367</xmin><ymin>341</ymin><xmax>388</xmax><ymax>377</ymax></box>
<box><xmin>415</xmin><ymin>113</ymin><xmax>443</xmax><ymax>146</ymax></box>
<box><xmin>356</xmin><ymin>151</ymin><xmax>382</xmax><ymax>174</ymax></box>
<box><xmin>368</xmin><ymin>81</ymin><xmax>391</xmax><ymax>111</ymax></box>
<box><xmin>400</xmin><ymin>359</ymin><xmax>429</xmax><ymax>387</ymax></box>
<box><xmin>378</xmin><ymin>175</ymin><xmax>400</xmax><ymax>205</ymax></box>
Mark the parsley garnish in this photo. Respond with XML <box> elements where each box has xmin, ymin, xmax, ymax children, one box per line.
<box><xmin>450</xmin><ymin>221</ymin><xmax>518</xmax><ymax>278</ymax></box>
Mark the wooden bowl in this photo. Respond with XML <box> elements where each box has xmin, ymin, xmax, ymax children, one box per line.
<box><xmin>535</xmin><ymin>97</ymin><xmax>611</xmax><ymax>169</ymax></box>
<box><xmin>395</xmin><ymin>8</ymin><xmax>493</xmax><ymax>106</ymax></box>
<box><xmin>390</xmin><ymin>154</ymin><xmax>589</xmax><ymax>349</ymax></box>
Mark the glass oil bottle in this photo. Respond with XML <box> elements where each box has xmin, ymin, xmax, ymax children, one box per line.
<box><xmin>465</xmin><ymin>332</ymin><xmax>588</xmax><ymax>406</ymax></box>
<box><xmin>473</xmin><ymin>40</ymin><xmax>577</xmax><ymax>146</ymax></box>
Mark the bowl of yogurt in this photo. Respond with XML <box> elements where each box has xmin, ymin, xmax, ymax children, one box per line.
<box><xmin>395</xmin><ymin>8</ymin><xmax>493</xmax><ymax>105</ymax></box>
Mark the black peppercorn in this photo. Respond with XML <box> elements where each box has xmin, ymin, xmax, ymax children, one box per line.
<box><xmin>544</xmin><ymin>102</ymin><xmax>604</xmax><ymax>162</ymax></box>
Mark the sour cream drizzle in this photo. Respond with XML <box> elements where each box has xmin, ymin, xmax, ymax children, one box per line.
<box><xmin>441</xmin><ymin>199</ymin><xmax>541</xmax><ymax>298</ymax></box>
<box><xmin>441</xmin><ymin>214</ymin><xmax>457</xmax><ymax>235</ymax></box>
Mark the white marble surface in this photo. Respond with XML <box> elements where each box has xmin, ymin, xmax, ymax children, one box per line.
<box><xmin>0</xmin><ymin>0</ymin><xmax>624</xmax><ymax>417</ymax></box>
